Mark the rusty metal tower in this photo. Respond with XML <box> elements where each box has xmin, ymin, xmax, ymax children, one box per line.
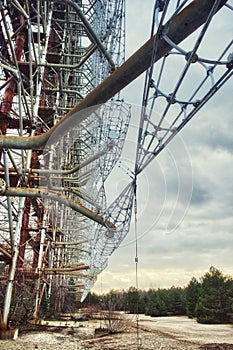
<box><xmin>0</xmin><ymin>0</ymin><xmax>232</xmax><ymax>337</ymax></box>
<box><xmin>0</xmin><ymin>0</ymin><xmax>129</xmax><ymax>333</ymax></box>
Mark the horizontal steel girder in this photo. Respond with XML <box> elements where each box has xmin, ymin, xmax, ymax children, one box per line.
<box><xmin>0</xmin><ymin>0</ymin><xmax>227</xmax><ymax>150</ymax></box>
<box><xmin>0</xmin><ymin>187</ymin><xmax>115</xmax><ymax>229</ymax></box>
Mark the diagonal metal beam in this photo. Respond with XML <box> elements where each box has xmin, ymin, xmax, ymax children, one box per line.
<box><xmin>0</xmin><ymin>187</ymin><xmax>115</xmax><ymax>229</ymax></box>
<box><xmin>0</xmin><ymin>0</ymin><xmax>227</xmax><ymax>150</ymax></box>
<box><xmin>53</xmin><ymin>0</ymin><xmax>115</xmax><ymax>71</ymax></box>
<box><xmin>29</xmin><ymin>144</ymin><xmax>112</xmax><ymax>174</ymax></box>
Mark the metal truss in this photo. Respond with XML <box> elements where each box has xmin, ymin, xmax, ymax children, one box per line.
<box><xmin>0</xmin><ymin>0</ymin><xmax>232</xmax><ymax>336</ymax></box>
<box><xmin>0</xmin><ymin>0</ymin><xmax>128</xmax><ymax>331</ymax></box>
<box><xmin>134</xmin><ymin>0</ymin><xmax>233</xmax><ymax>175</ymax></box>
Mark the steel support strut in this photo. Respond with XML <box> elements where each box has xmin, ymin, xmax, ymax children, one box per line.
<box><xmin>0</xmin><ymin>31</ymin><xmax>26</xmax><ymax>158</ymax></box>
<box><xmin>0</xmin><ymin>0</ymin><xmax>227</xmax><ymax>150</ymax></box>
<box><xmin>51</xmin><ymin>0</ymin><xmax>116</xmax><ymax>71</ymax></box>
<box><xmin>0</xmin><ymin>187</ymin><xmax>116</xmax><ymax>229</ymax></box>
<box><xmin>1</xmin><ymin>198</ymin><xmax>25</xmax><ymax>333</ymax></box>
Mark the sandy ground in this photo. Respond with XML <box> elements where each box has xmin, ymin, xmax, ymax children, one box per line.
<box><xmin>139</xmin><ymin>315</ymin><xmax>233</xmax><ymax>344</ymax></box>
<box><xmin>0</xmin><ymin>315</ymin><xmax>233</xmax><ymax>350</ymax></box>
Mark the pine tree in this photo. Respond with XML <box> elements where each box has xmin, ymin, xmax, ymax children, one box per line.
<box><xmin>195</xmin><ymin>266</ymin><xmax>232</xmax><ymax>324</ymax></box>
<box><xmin>186</xmin><ymin>277</ymin><xmax>200</xmax><ymax>318</ymax></box>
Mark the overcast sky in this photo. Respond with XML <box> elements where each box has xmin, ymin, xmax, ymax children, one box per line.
<box><xmin>93</xmin><ymin>1</ymin><xmax>233</xmax><ymax>293</ymax></box>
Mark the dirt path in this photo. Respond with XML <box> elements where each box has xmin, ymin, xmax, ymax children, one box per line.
<box><xmin>138</xmin><ymin>315</ymin><xmax>233</xmax><ymax>345</ymax></box>
<box><xmin>0</xmin><ymin>316</ymin><xmax>232</xmax><ymax>350</ymax></box>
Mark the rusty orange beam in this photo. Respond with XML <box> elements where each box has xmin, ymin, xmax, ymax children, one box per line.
<box><xmin>0</xmin><ymin>31</ymin><xmax>26</xmax><ymax>168</ymax></box>
<box><xmin>17</xmin><ymin>198</ymin><xmax>31</xmax><ymax>268</ymax></box>
<box><xmin>0</xmin><ymin>33</ymin><xmax>25</xmax><ymax>118</ymax></box>
<box><xmin>44</xmin><ymin>265</ymin><xmax>89</xmax><ymax>274</ymax></box>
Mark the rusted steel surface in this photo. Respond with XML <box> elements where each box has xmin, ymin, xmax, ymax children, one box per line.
<box><xmin>0</xmin><ymin>31</ymin><xmax>26</xmax><ymax>165</ymax></box>
<box><xmin>44</xmin><ymin>265</ymin><xmax>90</xmax><ymax>273</ymax></box>
<box><xmin>17</xmin><ymin>198</ymin><xmax>31</xmax><ymax>268</ymax></box>
<box><xmin>0</xmin><ymin>33</ymin><xmax>25</xmax><ymax>118</ymax></box>
<box><xmin>0</xmin><ymin>78</ymin><xmax>16</xmax><ymax>118</ymax></box>
<box><xmin>17</xmin><ymin>126</ymin><xmax>43</xmax><ymax>267</ymax></box>
<box><xmin>0</xmin><ymin>33</ymin><xmax>25</xmax><ymax>115</ymax></box>
<box><xmin>0</xmin><ymin>244</ymin><xmax>11</xmax><ymax>261</ymax></box>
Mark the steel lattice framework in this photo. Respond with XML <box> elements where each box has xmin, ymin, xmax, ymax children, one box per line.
<box><xmin>0</xmin><ymin>0</ymin><xmax>130</xmax><ymax>331</ymax></box>
<box><xmin>0</xmin><ymin>0</ymin><xmax>232</xmax><ymax>337</ymax></box>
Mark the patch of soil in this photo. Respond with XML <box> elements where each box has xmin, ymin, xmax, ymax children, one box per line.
<box><xmin>199</xmin><ymin>344</ymin><xmax>233</xmax><ymax>350</ymax></box>
<box><xmin>94</xmin><ymin>327</ymin><xmax>109</xmax><ymax>337</ymax></box>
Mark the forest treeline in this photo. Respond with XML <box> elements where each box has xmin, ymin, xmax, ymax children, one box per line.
<box><xmin>84</xmin><ymin>267</ymin><xmax>233</xmax><ymax>324</ymax></box>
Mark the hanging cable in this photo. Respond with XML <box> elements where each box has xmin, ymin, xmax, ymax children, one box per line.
<box><xmin>133</xmin><ymin>177</ymin><xmax>141</xmax><ymax>349</ymax></box>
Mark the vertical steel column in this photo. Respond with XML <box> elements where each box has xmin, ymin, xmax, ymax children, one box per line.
<box><xmin>0</xmin><ymin>17</ymin><xmax>27</xmax><ymax>333</ymax></box>
<box><xmin>34</xmin><ymin>5</ymin><xmax>54</xmax><ymax>119</ymax></box>
<box><xmin>2</xmin><ymin>150</ymin><xmax>14</xmax><ymax>245</ymax></box>
<box><xmin>33</xmin><ymin>228</ymin><xmax>46</xmax><ymax>319</ymax></box>
<box><xmin>2</xmin><ymin>197</ymin><xmax>25</xmax><ymax>330</ymax></box>
<box><xmin>0</xmin><ymin>25</ymin><xmax>26</xmax><ymax>160</ymax></box>
<box><xmin>17</xmin><ymin>198</ymin><xmax>31</xmax><ymax>267</ymax></box>
<box><xmin>0</xmin><ymin>32</ymin><xmax>25</xmax><ymax>113</ymax></box>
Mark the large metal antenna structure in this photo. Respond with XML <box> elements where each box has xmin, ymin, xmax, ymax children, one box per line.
<box><xmin>0</xmin><ymin>0</ymin><xmax>232</xmax><ymax>337</ymax></box>
<box><xmin>0</xmin><ymin>0</ymin><xmax>129</xmax><ymax>334</ymax></box>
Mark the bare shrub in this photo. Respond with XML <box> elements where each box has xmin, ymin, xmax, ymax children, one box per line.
<box><xmin>99</xmin><ymin>308</ymin><xmax>132</xmax><ymax>334</ymax></box>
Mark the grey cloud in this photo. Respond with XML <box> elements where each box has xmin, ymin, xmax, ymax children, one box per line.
<box><xmin>190</xmin><ymin>184</ymin><xmax>211</xmax><ymax>205</ymax></box>
<box><xmin>181</xmin><ymin>98</ymin><xmax>233</xmax><ymax>153</ymax></box>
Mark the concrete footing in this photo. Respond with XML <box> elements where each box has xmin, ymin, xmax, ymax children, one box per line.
<box><xmin>0</xmin><ymin>328</ymin><xmax>19</xmax><ymax>340</ymax></box>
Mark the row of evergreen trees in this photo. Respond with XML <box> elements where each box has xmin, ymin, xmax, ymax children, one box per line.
<box><xmin>84</xmin><ymin>267</ymin><xmax>233</xmax><ymax>324</ymax></box>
